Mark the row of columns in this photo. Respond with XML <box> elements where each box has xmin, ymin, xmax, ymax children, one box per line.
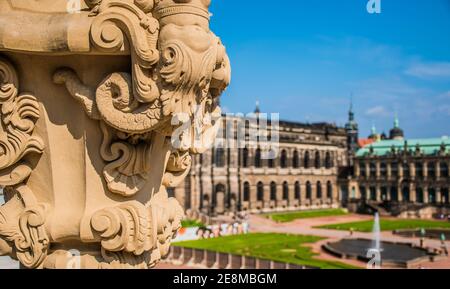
<box><xmin>242</xmin><ymin>181</ymin><xmax>337</xmax><ymax>206</ymax></box>
<box><xmin>240</xmin><ymin>148</ymin><xmax>339</xmax><ymax>169</ymax></box>
<box><xmin>358</xmin><ymin>184</ymin><xmax>450</xmax><ymax>204</ymax></box>
<box><xmin>355</xmin><ymin>160</ymin><xmax>450</xmax><ymax>179</ymax></box>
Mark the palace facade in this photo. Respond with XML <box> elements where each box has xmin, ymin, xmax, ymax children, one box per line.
<box><xmin>170</xmin><ymin>108</ymin><xmax>349</xmax><ymax>215</ymax></box>
<box><xmin>170</xmin><ymin>102</ymin><xmax>450</xmax><ymax>217</ymax></box>
<box><xmin>349</xmin><ymin>127</ymin><xmax>450</xmax><ymax>207</ymax></box>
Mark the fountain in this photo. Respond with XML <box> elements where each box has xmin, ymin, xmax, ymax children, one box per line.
<box><xmin>322</xmin><ymin>212</ymin><xmax>440</xmax><ymax>268</ymax></box>
<box><xmin>371</xmin><ymin>212</ymin><xmax>382</xmax><ymax>253</ymax></box>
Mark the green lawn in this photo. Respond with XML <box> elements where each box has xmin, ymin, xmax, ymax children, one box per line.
<box><xmin>175</xmin><ymin>233</ymin><xmax>357</xmax><ymax>269</ymax></box>
<box><xmin>263</xmin><ymin>209</ymin><xmax>348</xmax><ymax>223</ymax></box>
<box><xmin>181</xmin><ymin>219</ymin><xmax>206</xmax><ymax>228</ymax></box>
<box><xmin>316</xmin><ymin>219</ymin><xmax>450</xmax><ymax>232</ymax></box>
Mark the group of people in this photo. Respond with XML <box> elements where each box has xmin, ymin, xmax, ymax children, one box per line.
<box><xmin>196</xmin><ymin>222</ymin><xmax>250</xmax><ymax>240</ymax></box>
<box><xmin>436</xmin><ymin>214</ymin><xmax>450</xmax><ymax>221</ymax></box>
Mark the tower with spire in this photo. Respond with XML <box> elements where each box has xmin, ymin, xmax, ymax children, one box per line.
<box><xmin>389</xmin><ymin>113</ymin><xmax>404</xmax><ymax>140</ymax></box>
<box><xmin>369</xmin><ymin>124</ymin><xmax>381</xmax><ymax>141</ymax></box>
<box><xmin>254</xmin><ymin>100</ymin><xmax>261</xmax><ymax>114</ymax></box>
<box><xmin>345</xmin><ymin>97</ymin><xmax>359</xmax><ymax>165</ymax></box>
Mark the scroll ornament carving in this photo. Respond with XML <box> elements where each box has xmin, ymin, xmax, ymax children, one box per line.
<box><xmin>0</xmin><ymin>57</ymin><xmax>47</xmax><ymax>269</ymax></box>
<box><xmin>0</xmin><ymin>57</ymin><xmax>45</xmax><ymax>186</ymax></box>
<box><xmin>54</xmin><ymin>0</ymin><xmax>230</xmax><ymax>198</ymax></box>
<box><xmin>0</xmin><ymin>186</ymin><xmax>49</xmax><ymax>269</ymax></box>
<box><xmin>90</xmin><ymin>195</ymin><xmax>183</xmax><ymax>268</ymax></box>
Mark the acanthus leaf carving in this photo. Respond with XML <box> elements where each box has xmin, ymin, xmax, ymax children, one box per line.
<box><xmin>90</xmin><ymin>194</ymin><xmax>183</xmax><ymax>268</ymax></box>
<box><xmin>0</xmin><ymin>55</ymin><xmax>47</xmax><ymax>269</ymax></box>
<box><xmin>0</xmin><ymin>185</ymin><xmax>49</xmax><ymax>269</ymax></box>
<box><xmin>0</xmin><ymin>57</ymin><xmax>45</xmax><ymax>187</ymax></box>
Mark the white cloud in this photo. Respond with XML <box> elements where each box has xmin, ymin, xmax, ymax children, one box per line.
<box><xmin>405</xmin><ymin>61</ymin><xmax>450</xmax><ymax>78</ymax></box>
<box><xmin>365</xmin><ymin>105</ymin><xmax>390</xmax><ymax>117</ymax></box>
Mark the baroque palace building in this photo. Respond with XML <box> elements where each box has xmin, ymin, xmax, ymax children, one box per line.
<box><xmin>171</xmin><ymin>104</ymin><xmax>349</xmax><ymax>215</ymax></box>
<box><xmin>350</xmin><ymin>118</ymin><xmax>450</xmax><ymax>208</ymax></box>
<box><xmin>169</xmin><ymin>103</ymin><xmax>450</xmax><ymax>216</ymax></box>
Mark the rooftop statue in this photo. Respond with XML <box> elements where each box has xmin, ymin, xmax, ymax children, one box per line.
<box><xmin>0</xmin><ymin>0</ymin><xmax>230</xmax><ymax>269</ymax></box>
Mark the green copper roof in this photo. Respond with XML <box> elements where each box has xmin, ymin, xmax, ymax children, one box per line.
<box><xmin>356</xmin><ymin>137</ymin><xmax>450</xmax><ymax>157</ymax></box>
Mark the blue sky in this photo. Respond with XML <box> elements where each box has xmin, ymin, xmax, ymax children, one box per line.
<box><xmin>209</xmin><ymin>0</ymin><xmax>450</xmax><ymax>138</ymax></box>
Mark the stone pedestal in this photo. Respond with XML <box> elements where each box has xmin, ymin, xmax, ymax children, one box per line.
<box><xmin>0</xmin><ymin>0</ymin><xmax>230</xmax><ymax>269</ymax></box>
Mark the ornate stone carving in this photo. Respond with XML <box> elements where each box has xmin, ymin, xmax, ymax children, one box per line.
<box><xmin>0</xmin><ymin>0</ymin><xmax>229</xmax><ymax>269</ymax></box>
<box><xmin>53</xmin><ymin>0</ymin><xmax>229</xmax><ymax>198</ymax></box>
<box><xmin>0</xmin><ymin>57</ymin><xmax>44</xmax><ymax>186</ymax></box>
<box><xmin>0</xmin><ymin>56</ymin><xmax>47</xmax><ymax>268</ymax></box>
<box><xmin>0</xmin><ymin>185</ymin><xmax>49</xmax><ymax>269</ymax></box>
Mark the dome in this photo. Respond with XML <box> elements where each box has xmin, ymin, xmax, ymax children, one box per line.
<box><xmin>389</xmin><ymin>116</ymin><xmax>404</xmax><ymax>140</ymax></box>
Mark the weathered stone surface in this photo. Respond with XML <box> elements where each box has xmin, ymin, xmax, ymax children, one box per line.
<box><xmin>0</xmin><ymin>0</ymin><xmax>230</xmax><ymax>269</ymax></box>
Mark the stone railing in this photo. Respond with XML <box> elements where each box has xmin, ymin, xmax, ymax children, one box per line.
<box><xmin>164</xmin><ymin>246</ymin><xmax>317</xmax><ymax>269</ymax></box>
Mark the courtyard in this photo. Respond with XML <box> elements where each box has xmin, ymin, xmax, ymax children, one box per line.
<box><xmin>170</xmin><ymin>211</ymin><xmax>450</xmax><ymax>269</ymax></box>
<box><xmin>175</xmin><ymin>233</ymin><xmax>356</xmax><ymax>269</ymax></box>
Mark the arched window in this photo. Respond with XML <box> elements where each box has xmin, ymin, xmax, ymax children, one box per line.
<box><xmin>440</xmin><ymin>162</ymin><xmax>448</xmax><ymax>177</ymax></box>
<box><xmin>242</xmin><ymin>148</ymin><xmax>249</xmax><ymax>168</ymax></box>
<box><xmin>293</xmin><ymin>151</ymin><xmax>300</xmax><ymax>168</ymax></box>
<box><xmin>403</xmin><ymin>162</ymin><xmax>410</xmax><ymax>178</ymax></box>
<box><xmin>214</xmin><ymin>148</ymin><xmax>225</xmax><ymax>167</ymax></box>
<box><xmin>270</xmin><ymin>182</ymin><xmax>277</xmax><ymax>201</ymax></box>
<box><xmin>391</xmin><ymin>162</ymin><xmax>398</xmax><ymax>177</ymax></box>
<box><xmin>325</xmin><ymin>152</ymin><xmax>332</xmax><ymax>169</ymax></box>
<box><xmin>428</xmin><ymin>162</ymin><xmax>436</xmax><ymax>178</ymax></box>
<box><xmin>360</xmin><ymin>161</ymin><xmax>366</xmax><ymax>177</ymax></box>
<box><xmin>304</xmin><ymin>151</ymin><xmax>310</xmax><ymax>168</ymax></box>
<box><xmin>380</xmin><ymin>163</ymin><xmax>387</xmax><ymax>177</ymax></box>
<box><xmin>243</xmin><ymin>182</ymin><xmax>250</xmax><ymax>202</ymax></box>
<box><xmin>381</xmin><ymin>187</ymin><xmax>388</xmax><ymax>201</ymax></box>
<box><xmin>254</xmin><ymin>148</ymin><xmax>262</xmax><ymax>168</ymax></box>
<box><xmin>295</xmin><ymin>182</ymin><xmax>301</xmax><ymax>200</ymax></box>
<box><xmin>415</xmin><ymin>162</ymin><xmax>423</xmax><ymax>178</ymax></box>
<box><xmin>369</xmin><ymin>162</ymin><xmax>376</xmax><ymax>178</ymax></box>
<box><xmin>360</xmin><ymin>186</ymin><xmax>367</xmax><ymax>200</ymax></box>
<box><xmin>283</xmin><ymin>182</ymin><xmax>289</xmax><ymax>201</ymax></box>
<box><xmin>306</xmin><ymin>181</ymin><xmax>312</xmax><ymax>199</ymax></box>
<box><xmin>316</xmin><ymin>181</ymin><xmax>322</xmax><ymax>199</ymax></box>
<box><xmin>280</xmin><ymin>150</ymin><xmax>288</xmax><ymax>168</ymax></box>
<box><xmin>402</xmin><ymin>186</ymin><xmax>410</xmax><ymax>202</ymax></box>
<box><xmin>257</xmin><ymin>182</ymin><xmax>264</xmax><ymax>201</ymax></box>
<box><xmin>214</xmin><ymin>184</ymin><xmax>226</xmax><ymax>202</ymax></box>
<box><xmin>416</xmin><ymin>187</ymin><xmax>424</xmax><ymax>203</ymax></box>
<box><xmin>327</xmin><ymin>181</ymin><xmax>333</xmax><ymax>199</ymax></box>
<box><xmin>390</xmin><ymin>186</ymin><xmax>398</xmax><ymax>202</ymax></box>
<box><xmin>370</xmin><ymin>187</ymin><xmax>377</xmax><ymax>201</ymax></box>
<box><xmin>315</xmin><ymin>151</ymin><xmax>321</xmax><ymax>169</ymax></box>
<box><xmin>428</xmin><ymin>187</ymin><xmax>436</xmax><ymax>204</ymax></box>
